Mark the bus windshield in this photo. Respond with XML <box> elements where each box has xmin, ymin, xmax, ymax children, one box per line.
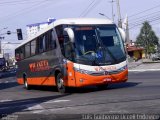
<box><xmin>67</xmin><ymin>25</ymin><xmax>126</xmax><ymax>66</ymax></box>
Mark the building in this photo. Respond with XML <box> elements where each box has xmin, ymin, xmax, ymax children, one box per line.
<box><xmin>26</xmin><ymin>18</ymin><xmax>56</xmax><ymax>38</ymax></box>
<box><xmin>127</xmin><ymin>41</ymin><xmax>145</xmax><ymax>61</ymax></box>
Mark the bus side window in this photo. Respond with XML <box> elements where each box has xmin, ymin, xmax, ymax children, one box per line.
<box><xmin>63</xmin><ymin>34</ymin><xmax>72</xmax><ymax>59</ymax></box>
<box><xmin>45</xmin><ymin>32</ymin><xmax>49</xmax><ymax>50</ymax></box>
<box><xmin>20</xmin><ymin>47</ymin><xmax>25</xmax><ymax>60</ymax></box>
<box><xmin>15</xmin><ymin>53</ymin><xmax>20</xmax><ymax>61</ymax></box>
<box><xmin>25</xmin><ymin>42</ymin><xmax>31</xmax><ymax>58</ymax></box>
<box><xmin>42</xmin><ymin>35</ymin><xmax>46</xmax><ymax>51</ymax></box>
<box><xmin>50</xmin><ymin>30</ymin><xmax>56</xmax><ymax>49</ymax></box>
<box><xmin>15</xmin><ymin>49</ymin><xmax>21</xmax><ymax>61</ymax></box>
<box><xmin>31</xmin><ymin>40</ymin><xmax>36</xmax><ymax>56</ymax></box>
<box><xmin>38</xmin><ymin>35</ymin><xmax>46</xmax><ymax>53</ymax></box>
<box><xmin>55</xmin><ymin>25</ymin><xmax>65</xmax><ymax>55</ymax></box>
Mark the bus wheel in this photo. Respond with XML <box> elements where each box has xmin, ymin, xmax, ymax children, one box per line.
<box><xmin>24</xmin><ymin>77</ymin><xmax>30</xmax><ymax>90</ymax></box>
<box><xmin>56</xmin><ymin>73</ymin><xmax>66</xmax><ymax>93</ymax></box>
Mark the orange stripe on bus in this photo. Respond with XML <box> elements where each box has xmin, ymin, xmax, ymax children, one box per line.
<box><xmin>17</xmin><ymin>69</ymin><xmax>128</xmax><ymax>87</ymax></box>
<box><xmin>17</xmin><ymin>78</ymin><xmax>24</xmax><ymax>85</ymax></box>
<box><xmin>17</xmin><ymin>76</ymin><xmax>56</xmax><ymax>86</ymax></box>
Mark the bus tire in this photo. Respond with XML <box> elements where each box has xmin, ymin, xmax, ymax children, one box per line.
<box><xmin>56</xmin><ymin>73</ymin><xmax>66</xmax><ymax>93</ymax></box>
<box><xmin>24</xmin><ymin>76</ymin><xmax>30</xmax><ymax>90</ymax></box>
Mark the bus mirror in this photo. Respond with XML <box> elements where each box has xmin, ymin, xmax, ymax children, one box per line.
<box><xmin>118</xmin><ymin>28</ymin><xmax>126</xmax><ymax>42</ymax></box>
<box><xmin>64</xmin><ymin>28</ymin><xmax>75</xmax><ymax>43</ymax></box>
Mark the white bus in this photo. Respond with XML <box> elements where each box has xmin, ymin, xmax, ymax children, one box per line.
<box><xmin>15</xmin><ymin>18</ymin><xmax>128</xmax><ymax>93</ymax></box>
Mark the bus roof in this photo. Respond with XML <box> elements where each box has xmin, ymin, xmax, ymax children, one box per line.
<box><xmin>16</xmin><ymin>18</ymin><xmax>113</xmax><ymax>49</ymax></box>
<box><xmin>53</xmin><ymin>18</ymin><xmax>113</xmax><ymax>26</ymax></box>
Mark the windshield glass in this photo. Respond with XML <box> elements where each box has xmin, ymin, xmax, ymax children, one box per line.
<box><xmin>70</xmin><ymin>25</ymin><xmax>126</xmax><ymax>66</ymax></box>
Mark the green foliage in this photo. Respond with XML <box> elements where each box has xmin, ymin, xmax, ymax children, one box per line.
<box><xmin>136</xmin><ymin>21</ymin><xmax>159</xmax><ymax>57</ymax></box>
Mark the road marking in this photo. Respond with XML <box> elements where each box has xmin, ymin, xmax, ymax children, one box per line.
<box><xmin>0</xmin><ymin>81</ymin><xmax>16</xmax><ymax>84</ymax></box>
<box><xmin>24</xmin><ymin>104</ymin><xmax>44</xmax><ymax>111</ymax></box>
<box><xmin>0</xmin><ymin>103</ymin><xmax>44</xmax><ymax>112</ymax></box>
<box><xmin>4</xmin><ymin>81</ymin><xmax>9</xmax><ymax>83</ymax></box>
<box><xmin>109</xmin><ymin>110</ymin><xmax>128</xmax><ymax>113</ymax></box>
<box><xmin>33</xmin><ymin>109</ymin><xmax>46</xmax><ymax>114</ymax></box>
<box><xmin>0</xmin><ymin>99</ymin><xmax>12</xmax><ymax>102</ymax></box>
<box><xmin>49</xmin><ymin>107</ymin><xmax>67</xmax><ymax>112</ymax></box>
<box><xmin>44</xmin><ymin>99</ymin><xmax>70</xmax><ymax>103</ymax></box>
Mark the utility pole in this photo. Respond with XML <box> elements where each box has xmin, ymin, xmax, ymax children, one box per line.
<box><xmin>109</xmin><ymin>0</ymin><xmax>115</xmax><ymax>22</ymax></box>
<box><xmin>0</xmin><ymin>37</ymin><xmax>5</xmax><ymax>54</ymax></box>
<box><xmin>116</xmin><ymin>0</ymin><xmax>122</xmax><ymax>28</ymax></box>
<box><xmin>0</xmin><ymin>35</ymin><xmax>6</xmax><ymax>55</ymax></box>
<box><xmin>126</xmin><ymin>22</ymin><xmax>130</xmax><ymax>44</ymax></box>
<box><xmin>125</xmin><ymin>15</ymin><xmax>130</xmax><ymax>43</ymax></box>
<box><xmin>0</xmin><ymin>27</ymin><xmax>8</xmax><ymax>54</ymax></box>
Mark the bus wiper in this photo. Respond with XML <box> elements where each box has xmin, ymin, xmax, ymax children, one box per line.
<box><xmin>94</xmin><ymin>28</ymin><xmax>118</xmax><ymax>64</ymax></box>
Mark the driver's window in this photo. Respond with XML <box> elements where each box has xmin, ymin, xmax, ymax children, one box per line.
<box><xmin>63</xmin><ymin>31</ymin><xmax>73</xmax><ymax>60</ymax></box>
<box><xmin>83</xmin><ymin>30</ymin><xmax>96</xmax><ymax>52</ymax></box>
<box><xmin>55</xmin><ymin>25</ymin><xmax>65</xmax><ymax>55</ymax></box>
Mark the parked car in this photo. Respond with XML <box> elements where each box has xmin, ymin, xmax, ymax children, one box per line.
<box><xmin>152</xmin><ymin>53</ymin><xmax>160</xmax><ymax>61</ymax></box>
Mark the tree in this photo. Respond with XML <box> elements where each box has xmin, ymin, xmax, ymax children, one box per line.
<box><xmin>136</xmin><ymin>21</ymin><xmax>159</xmax><ymax>58</ymax></box>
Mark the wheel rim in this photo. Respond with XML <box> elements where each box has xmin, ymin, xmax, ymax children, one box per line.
<box><xmin>25</xmin><ymin>80</ymin><xmax>28</xmax><ymax>88</ymax></box>
<box><xmin>57</xmin><ymin>78</ymin><xmax>64</xmax><ymax>89</ymax></box>
<box><xmin>57</xmin><ymin>74</ymin><xmax>66</xmax><ymax>93</ymax></box>
<box><xmin>24</xmin><ymin>78</ymin><xmax>28</xmax><ymax>89</ymax></box>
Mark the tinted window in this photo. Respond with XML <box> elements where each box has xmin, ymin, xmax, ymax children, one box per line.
<box><xmin>25</xmin><ymin>42</ymin><xmax>30</xmax><ymax>58</ymax></box>
<box><xmin>31</xmin><ymin>40</ymin><xmax>36</xmax><ymax>56</ymax></box>
<box><xmin>38</xmin><ymin>35</ymin><xmax>45</xmax><ymax>53</ymax></box>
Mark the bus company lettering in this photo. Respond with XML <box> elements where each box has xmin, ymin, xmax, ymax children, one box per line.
<box><xmin>94</xmin><ymin>66</ymin><xmax>116</xmax><ymax>71</ymax></box>
<box><xmin>29</xmin><ymin>60</ymin><xmax>50</xmax><ymax>72</ymax></box>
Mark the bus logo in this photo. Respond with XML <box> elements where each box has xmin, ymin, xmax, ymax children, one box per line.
<box><xmin>29</xmin><ymin>60</ymin><xmax>50</xmax><ymax>72</ymax></box>
<box><xmin>94</xmin><ymin>66</ymin><xmax>116</xmax><ymax>71</ymax></box>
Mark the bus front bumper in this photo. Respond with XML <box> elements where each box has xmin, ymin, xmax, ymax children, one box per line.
<box><xmin>75</xmin><ymin>69</ymin><xmax>128</xmax><ymax>87</ymax></box>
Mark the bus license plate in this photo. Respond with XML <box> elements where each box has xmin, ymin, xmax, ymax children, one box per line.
<box><xmin>103</xmin><ymin>78</ymin><xmax>112</xmax><ymax>82</ymax></box>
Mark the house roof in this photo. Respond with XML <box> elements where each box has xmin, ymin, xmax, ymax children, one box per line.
<box><xmin>127</xmin><ymin>46</ymin><xmax>144</xmax><ymax>52</ymax></box>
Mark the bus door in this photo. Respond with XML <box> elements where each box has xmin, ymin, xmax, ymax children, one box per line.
<box><xmin>65</xmin><ymin>60</ymin><xmax>76</xmax><ymax>87</ymax></box>
<box><xmin>62</xmin><ymin>35</ymin><xmax>76</xmax><ymax>87</ymax></box>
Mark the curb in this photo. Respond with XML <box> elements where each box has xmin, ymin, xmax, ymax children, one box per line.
<box><xmin>128</xmin><ymin>62</ymin><xmax>142</xmax><ymax>69</ymax></box>
<box><xmin>129</xmin><ymin>69</ymin><xmax>160</xmax><ymax>72</ymax></box>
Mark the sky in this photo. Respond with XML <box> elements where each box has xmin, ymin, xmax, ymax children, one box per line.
<box><xmin>0</xmin><ymin>0</ymin><xmax>160</xmax><ymax>57</ymax></box>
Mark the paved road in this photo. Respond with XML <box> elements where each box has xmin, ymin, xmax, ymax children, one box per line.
<box><xmin>0</xmin><ymin>71</ymin><xmax>160</xmax><ymax>120</ymax></box>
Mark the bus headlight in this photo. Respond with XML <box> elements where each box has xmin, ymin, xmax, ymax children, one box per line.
<box><xmin>74</xmin><ymin>68</ymin><xmax>90</xmax><ymax>74</ymax></box>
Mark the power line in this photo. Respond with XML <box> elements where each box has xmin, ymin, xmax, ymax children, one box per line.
<box><xmin>0</xmin><ymin>0</ymin><xmax>51</xmax><ymax>5</ymax></box>
<box><xmin>129</xmin><ymin>21</ymin><xmax>160</xmax><ymax>31</ymax></box>
<box><xmin>0</xmin><ymin>0</ymin><xmax>32</xmax><ymax>4</ymax></box>
<box><xmin>0</xmin><ymin>1</ymin><xmax>45</xmax><ymax>6</ymax></box>
<box><xmin>0</xmin><ymin>1</ymin><xmax>54</xmax><ymax>22</ymax></box>
<box><xmin>79</xmin><ymin>0</ymin><xmax>102</xmax><ymax>17</ymax></box>
<box><xmin>129</xmin><ymin>10</ymin><xmax>160</xmax><ymax>22</ymax></box>
<box><xmin>79</xmin><ymin>0</ymin><xmax>96</xmax><ymax>17</ymax></box>
<box><xmin>129</xmin><ymin>17</ymin><xmax>160</xmax><ymax>30</ymax></box>
<box><xmin>128</xmin><ymin>4</ymin><xmax>160</xmax><ymax>18</ymax></box>
<box><xmin>128</xmin><ymin>9</ymin><xmax>160</xmax><ymax>29</ymax></box>
<box><xmin>83</xmin><ymin>0</ymin><xmax>101</xmax><ymax>17</ymax></box>
<box><xmin>127</xmin><ymin>4</ymin><xmax>160</xmax><ymax>29</ymax></box>
<box><xmin>130</xmin><ymin>14</ymin><xmax>160</xmax><ymax>26</ymax></box>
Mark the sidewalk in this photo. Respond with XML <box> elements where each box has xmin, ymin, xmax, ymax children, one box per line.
<box><xmin>128</xmin><ymin>60</ymin><xmax>160</xmax><ymax>71</ymax></box>
<box><xmin>128</xmin><ymin>60</ymin><xmax>143</xmax><ymax>69</ymax></box>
